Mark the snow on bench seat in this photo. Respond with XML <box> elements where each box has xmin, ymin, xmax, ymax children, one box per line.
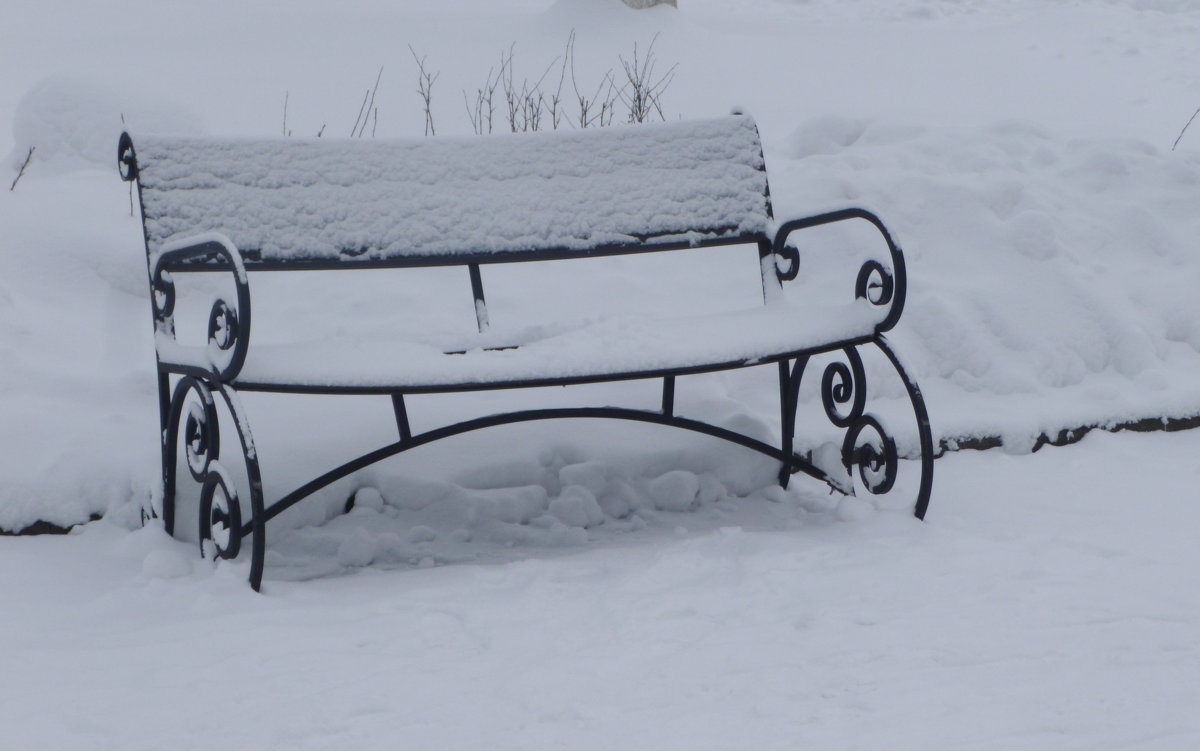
<box><xmin>134</xmin><ymin>116</ymin><xmax>770</xmax><ymax>263</ymax></box>
<box><xmin>232</xmin><ymin>300</ymin><xmax>881</xmax><ymax>391</ymax></box>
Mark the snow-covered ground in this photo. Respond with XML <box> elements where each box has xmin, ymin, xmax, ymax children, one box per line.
<box><xmin>2</xmin><ymin>0</ymin><xmax>1200</xmax><ymax>746</ymax></box>
<box><xmin>2</xmin><ymin>429</ymin><xmax>1197</xmax><ymax>749</ymax></box>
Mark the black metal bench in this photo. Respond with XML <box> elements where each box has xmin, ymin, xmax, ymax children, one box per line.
<box><xmin>118</xmin><ymin>115</ymin><xmax>934</xmax><ymax>591</ymax></box>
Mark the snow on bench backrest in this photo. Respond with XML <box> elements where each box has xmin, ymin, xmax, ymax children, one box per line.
<box><xmin>129</xmin><ymin>116</ymin><xmax>772</xmax><ymax>265</ymax></box>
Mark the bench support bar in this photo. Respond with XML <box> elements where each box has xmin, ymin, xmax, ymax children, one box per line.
<box><xmin>391</xmin><ymin>393</ymin><xmax>412</xmax><ymax>442</ymax></box>
<box><xmin>242</xmin><ymin>404</ymin><xmax>841</xmax><ymax>541</ymax></box>
<box><xmin>158</xmin><ymin>332</ymin><xmax>934</xmax><ymax>591</ymax></box>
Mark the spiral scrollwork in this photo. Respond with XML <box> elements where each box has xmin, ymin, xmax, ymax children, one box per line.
<box><xmin>183</xmin><ymin>383</ymin><xmax>220</xmax><ymax>483</ymax></box>
<box><xmin>820</xmin><ymin>347</ymin><xmax>867</xmax><ymax>428</ymax></box>
<box><xmin>117</xmin><ymin>132</ymin><xmax>138</xmax><ymax>182</ymax></box>
<box><xmin>855</xmin><ymin>260</ymin><xmax>895</xmax><ymax>307</ymax></box>
<box><xmin>199</xmin><ymin>463</ymin><xmax>243</xmax><ymax>560</ymax></box>
<box><xmin>841</xmin><ymin>414</ymin><xmax>898</xmax><ymax>496</ymax></box>
<box><xmin>150</xmin><ymin>271</ymin><xmax>176</xmax><ymax>322</ymax></box>
<box><xmin>207</xmin><ymin>299</ymin><xmax>240</xmax><ymax>351</ymax></box>
<box><xmin>771</xmin><ymin>208</ymin><xmax>908</xmax><ymax>333</ymax></box>
<box><xmin>775</xmin><ymin>244</ymin><xmax>800</xmax><ymax>282</ymax></box>
<box><xmin>162</xmin><ymin>374</ymin><xmax>264</xmax><ymax>588</ymax></box>
<box><xmin>151</xmin><ymin>235</ymin><xmax>252</xmax><ymax>382</ymax></box>
<box><xmin>768</xmin><ymin>210</ymin><xmax>930</xmax><ymax>515</ymax></box>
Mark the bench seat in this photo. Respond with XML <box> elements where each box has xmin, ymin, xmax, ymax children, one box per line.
<box><xmin>230</xmin><ymin>300</ymin><xmax>881</xmax><ymax>392</ymax></box>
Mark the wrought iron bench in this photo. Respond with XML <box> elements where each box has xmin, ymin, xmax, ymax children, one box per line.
<box><xmin>118</xmin><ymin>115</ymin><xmax>934</xmax><ymax>591</ymax></box>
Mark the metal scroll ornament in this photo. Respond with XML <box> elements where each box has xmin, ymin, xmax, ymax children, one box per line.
<box><xmin>168</xmin><ymin>377</ymin><xmax>242</xmax><ymax>560</ymax></box>
<box><xmin>184</xmin><ymin>385</ymin><xmax>220</xmax><ymax>482</ymax></box>
<box><xmin>117</xmin><ymin>132</ymin><xmax>138</xmax><ymax>181</ymax></box>
<box><xmin>842</xmin><ymin>414</ymin><xmax>898</xmax><ymax>495</ymax></box>
<box><xmin>775</xmin><ymin>243</ymin><xmax>800</xmax><ymax>282</ymax></box>
<box><xmin>207</xmin><ymin>299</ymin><xmax>239</xmax><ymax>351</ymax></box>
<box><xmin>855</xmin><ymin>259</ymin><xmax>894</xmax><ymax>307</ymax></box>
<box><xmin>821</xmin><ymin>347</ymin><xmax>867</xmax><ymax>428</ymax></box>
<box><xmin>199</xmin><ymin>464</ymin><xmax>242</xmax><ymax>560</ymax></box>
<box><xmin>151</xmin><ymin>272</ymin><xmax>175</xmax><ymax>321</ymax></box>
<box><xmin>815</xmin><ymin>347</ymin><xmax>899</xmax><ymax>496</ymax></box>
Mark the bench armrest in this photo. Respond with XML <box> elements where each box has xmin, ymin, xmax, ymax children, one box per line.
<box><xmin>770</xmin><ymin>208</ymin><xmax>908</xmax><ymax>334</ymax></box>
<box><xmin>150</xmin><ymin>232</ymin><xmax>252</xmax><ymax>382</ymax></box>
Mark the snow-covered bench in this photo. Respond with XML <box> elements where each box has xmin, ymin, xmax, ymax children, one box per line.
<box><xmin>119</xmin><ymin>115</ymin><xmax>934</xmax><ymax>591</ymax></box>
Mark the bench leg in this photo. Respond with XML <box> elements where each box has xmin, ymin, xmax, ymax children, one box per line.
<box><xmin>872</xmin><ymin>335</ymin><xmax>934</xmax><ymax>519</ymax></box>
<box><xmin>149</xmin><ymin>371</ymin><xmax>172</xmax><ymax>532</ymax></box>
<box><xmin>776</xmin><ymin>337</ymin><xmax>934</xmax><ymax>519</ymax></box>
<box><xmin>162</xmin><ymin>376</ymin><xmax>268</xmax><ymax>591</ymax></box>
<box><xmin>777</xmin><ymin>357</ymin><xmax>805</xmax><ymax>489</ymax></box>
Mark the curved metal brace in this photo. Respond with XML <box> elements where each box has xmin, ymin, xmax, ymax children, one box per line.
<box><xmin>151</xmin><ymin>233</ymin><xmax>253</xmax><ymax>382</ymax></box>
<box><xmin>162</xmin><ymin>376</ymin><xmax>213</xmax><ymax>536</ymax></box>
<box><xmin>247</xmin><ymin>406</ymin><xmax>848</xmax><ymax>536</ymax></box>
<box><xmin>777</xmin><ymin>349</ymin><xmax>864</xmax><ymax>496</ymax></box>
<box><xmin>777</xmin><ymin>357</ymin><xmax>806</xmax><ymax>487</ymax></box>
<box><xmin>770</xmin><ymin>208</ymin><xmax>908</xmax><ymax>333</ymax></box>
<box><xmin>871</xmin><ymin>334</ymin><xmax>934</xmax><ymax>520</ymax></box>
<box><xmin>209</xmin><ymin>382</ymin><xmax>266</xmax><ymax>590</ymax></box>
<box><xmin>162</xmin><ymin>376</ymin><xmax>267</xmax><ymax>590</ymax></box>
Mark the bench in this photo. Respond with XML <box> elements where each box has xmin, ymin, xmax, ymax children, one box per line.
<box><xmin>118</xmin><ymin>115</ymin><xmax>934</xmax><ymax>591</ymax></box>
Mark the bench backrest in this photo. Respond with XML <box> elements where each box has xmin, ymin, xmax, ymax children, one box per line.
<box><xmin>120</xmin><ymin>116</ymin><xmax>773</xmax><ymax>269</ymax></box>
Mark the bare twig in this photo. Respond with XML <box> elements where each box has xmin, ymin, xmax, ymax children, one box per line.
<box><xmin>529</xmin><ymin>55</ymin><xmax>561</xmax><ymax>132</ymax></box>
<box><xmin>464</xmin><ymin>63</ymin><xmax>503</xmax><ymax>135</ymax></box>
<box><xmin>498</xmin><ymin>45</ymin><xmax>564</xmax><ymax>133</ymax></box>
<box><xmin>351</xmin><ymin>88</ymin><xmax>370</xmax><ymax>137</ymax></box>
<box><xmin>464</xmin><ymin>90</ymin><xmax>480</xmax><ymax>135</ymax></box>
<box><xmin>1172</xmin><ymin>105</ymin><xmax>1200</xmax><ymax>151</ymax></box>
<box><xmin>356</xmin><ymin>67</ymin><xmax>384</xmax><ymax>138</ymax></box>
<box><xmin>618</xmin><ymin>34</ymin><xmax>677</xmax><ymax>124</ymax></box>
<box><xmin>548</xmin><ymin>36</ymin><xmax>571</xmax><ymax>129</ymax></box>
<box><xmin>316</xmin><ymin>124</ymin><xmax>326</xmax><ymax>138</ymax></box>
<box><xmin>489</xmin><ymin>56</ymin><xmax>508</xmax><ymax>134</ymax></box>
<box><xmin>567</xmin><ymin>31</ymin><xmax>620</xmax><ymax>129</ymax></box>
<box><xmin>501</xmin><ymin>45</ymin><xmax>520</xmax><ymax>132</ymax></box>
<box><xmin>283</xmin><ymin>91</ymin><xmax>290</xmax><ymax>136</ymax></box>
<box><xmin>9</xmin><ymin>147</ymin><xmax>33</xmax><ymax>191</ymax></box>
<box><xmin>409</xmin><ymin>47</ymin><xmax>439</xmax><ymax>137</ymax></box>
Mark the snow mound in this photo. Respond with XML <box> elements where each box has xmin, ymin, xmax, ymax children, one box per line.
<box><xmin>9</xmin><ymin>75</ymin><xmax>203</xmax><ymax>177</ymax></box>
<box><xmin>242</xmin><ymin>447</ymin><xmax>842</xmax><ymax>580</ymax></box>
<box><xmin>773</xmin><ymin>118</ymin><xmax>1200</xmax><ymax>442</ymax></box>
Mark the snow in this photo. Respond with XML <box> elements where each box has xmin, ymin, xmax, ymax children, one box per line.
<box><xmin>2</xmin><ymin>430</ymin><xmax>1199</xmax><ymax>749</ymax></box>
<box><xmin>133</xmin><ymin>116</ymin><xmax>769</xmax><ymax>260</ymax></box>
<box><xmin>646</xmin><ymin>469</ymin><xmax>701</xmax><ymax>511</ymax></box>
<box><xmin>3</xmin><ymin>0</ymin><xmax>1200</xmax><ymax>746</ymax></box>
<box><xmin>780</xmin><ymin>119</ymin><xmax>1200</xmax><ymax>445</ymax></box>
<box><xmin>231</xmin><ymin>300</ymin><xmax>883</xmax><ymax>388</ymax></box>
<box><xmin>8</xmin><ymin>75</ymin><xmax>203</xmax><ymax>176</ymax></box>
